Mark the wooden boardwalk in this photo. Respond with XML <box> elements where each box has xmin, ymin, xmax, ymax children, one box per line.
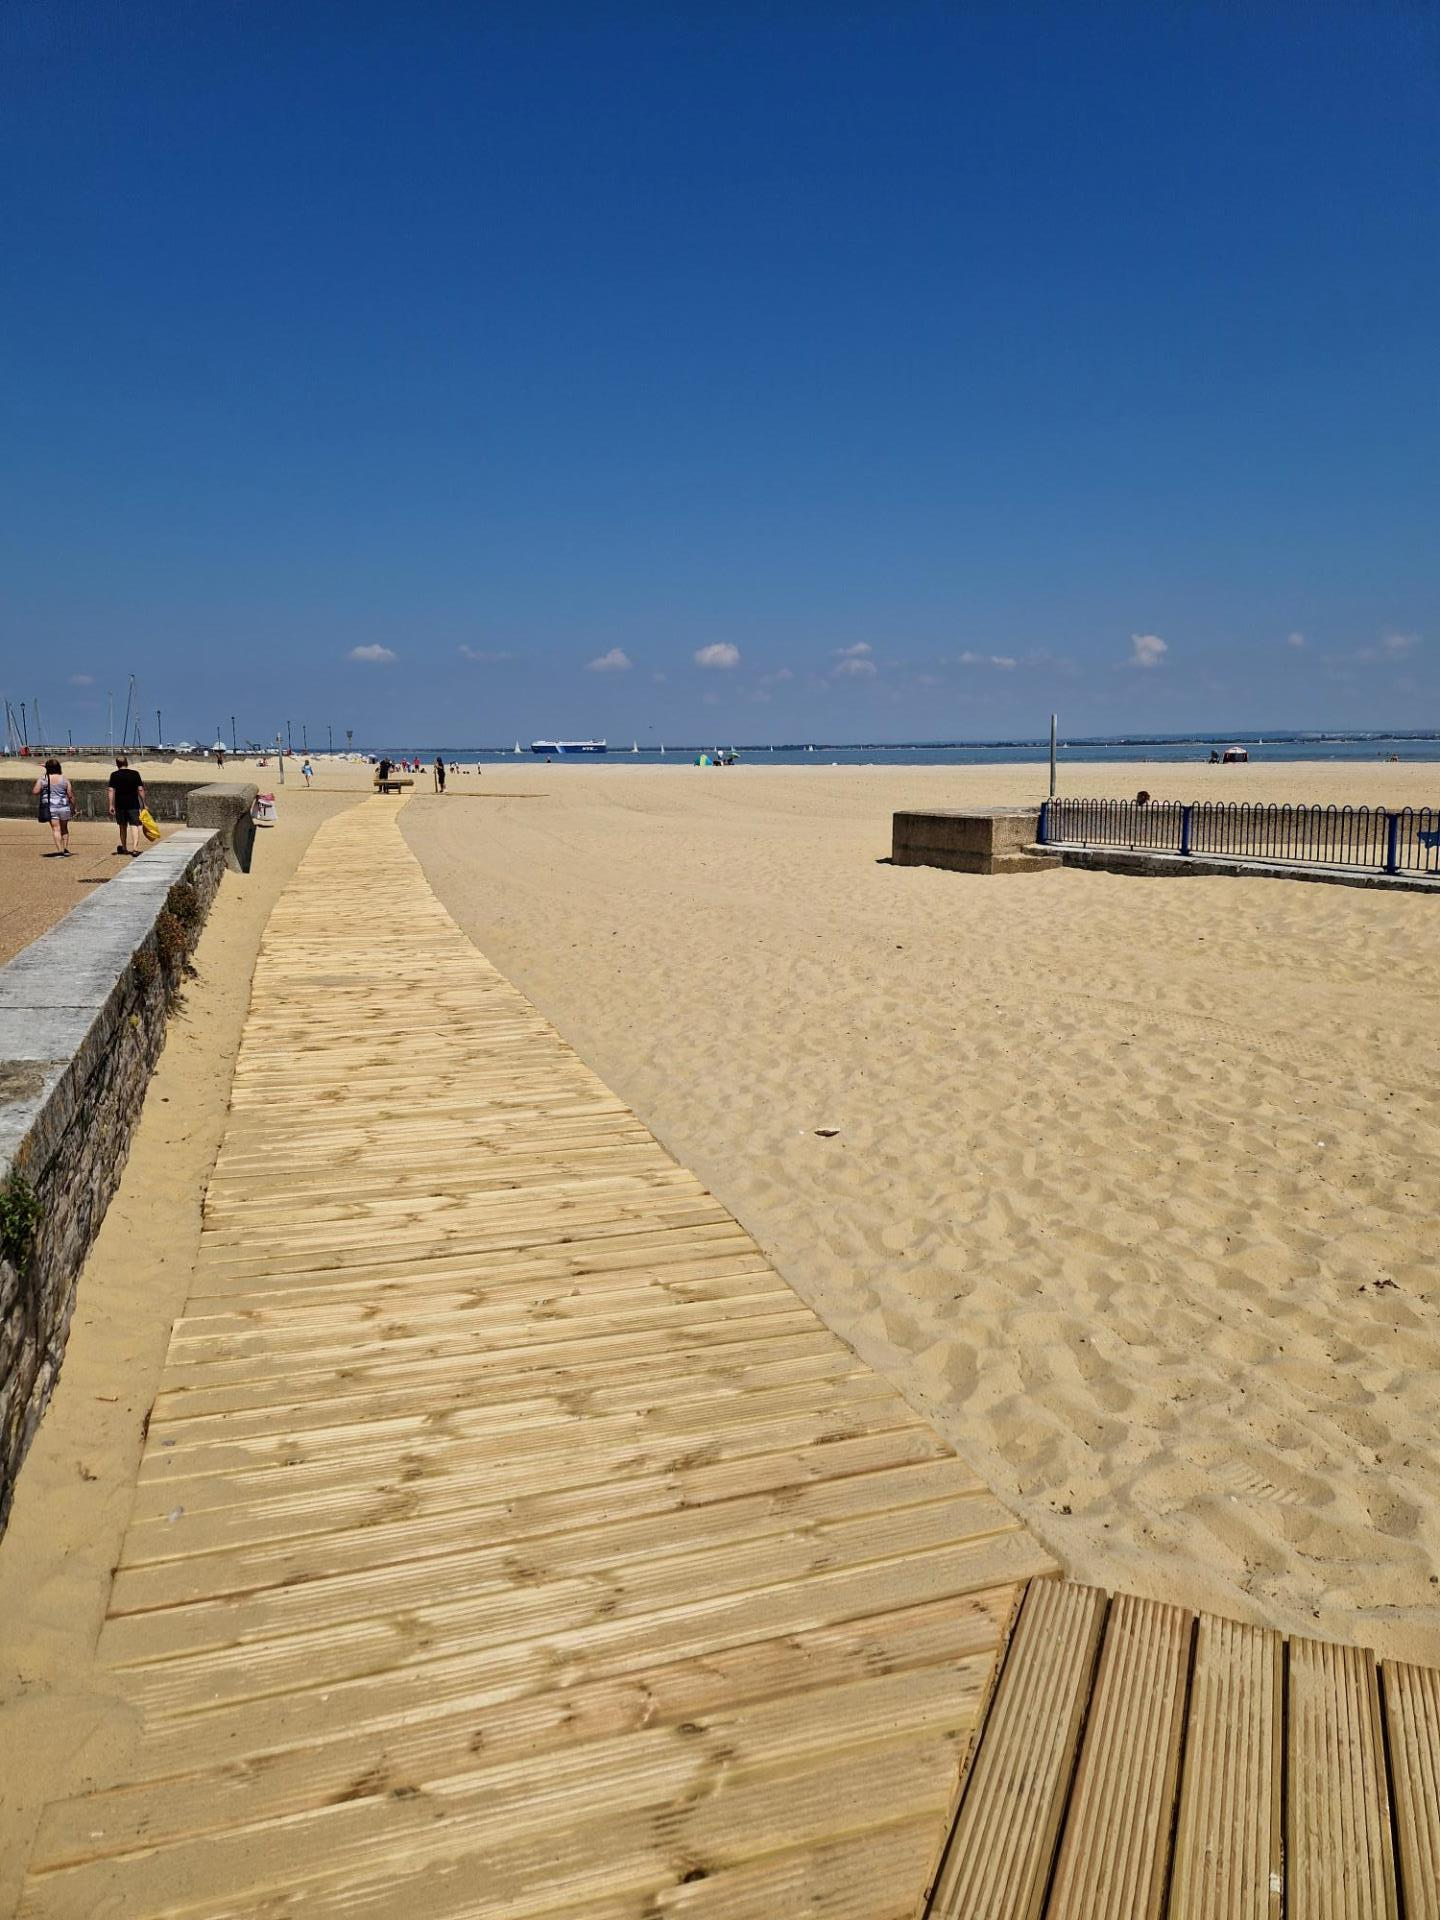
<box><xmin>19</xmin><ymin>800</ymin><xmax>1055</xmax><ymax>1917</ymax></box>
<box><xmin>928</xmin><ymin>1577</ymin><xmax>1440</xmax><ymax>1920</ymax></box>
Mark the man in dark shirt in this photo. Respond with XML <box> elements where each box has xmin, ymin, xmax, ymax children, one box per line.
<box><xmin>108</xmin><ymin>754</ymin><xmax>146</xmax><ymax>856</ymax></box>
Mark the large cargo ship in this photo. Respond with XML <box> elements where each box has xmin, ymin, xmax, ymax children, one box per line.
<box><xmin>530</xmin><ymin>740</ymin><xmax>608</xmax><ymax>755</ymax></box>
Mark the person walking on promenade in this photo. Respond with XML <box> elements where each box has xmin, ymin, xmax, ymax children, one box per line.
<box><xmin>302</xmin><ymin>757</ymin><xmax>314</xmax><ymax>786</ymax></box>
<box><xmin>108</xmin><ymin>753</ymin><xmax>146</xmax><ymax>856</ymax></box>
<box><xmin>32</xmin><ymin>758</ymin><xmax>76</xmax><ymax>856</ymax></box>
<box><xmin>433</xmin><ymin>754</ymin><xmax>446</xmax><ymax>794</ymax></box>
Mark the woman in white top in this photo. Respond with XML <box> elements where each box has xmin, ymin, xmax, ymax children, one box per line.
<box><xmin>33</xmin><ymin>758</ymin><xmax>76</xmax><ymax>856</ymax></box>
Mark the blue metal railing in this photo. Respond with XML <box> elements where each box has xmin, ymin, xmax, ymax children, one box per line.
<box><xmin>1039</xmin><ymin>799</ymin><xmax>1440</xmax><ymax>876</ymax></box>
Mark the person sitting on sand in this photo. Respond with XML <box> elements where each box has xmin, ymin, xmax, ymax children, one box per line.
<box><xmin>33</xmin><ymin>758</ymin><xmax>76</xmax><ymax>856</ymax></box>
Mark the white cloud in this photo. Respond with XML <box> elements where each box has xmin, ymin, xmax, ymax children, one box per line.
<box><xmin>348</xmin><ymin>644</ymin><xmax>397</xmax><ymax>664</ymax></box>
<box><xmin>1354</xmin><ymin>632</ymin><xmax>1420</xmax><ymax>664</ymax></box>
<box><xmin>758</xmin><ymin>667</ymin><xmax>794</xmax><ymax>686</ymax></box>
<box><xmin>1286</xmin><ymin>632</ymin><xmax>1305</xmax><ymax>650</ymax></box>
<box><xmin>459</xmin><ymin>645</ymin><xmax>513</xmax><ymax>663</ymax></box>
<box><xmin>833</xmin><ymin>656</ymin><xmax>877</xmax><ymax>677</ymax></box>
<box><xmin>1128</xmin><ymin>633</ymin><xmax>1167</xmax><ymax>669</ymax></box>
<box><xmin>694</xmin><ymin>642</ymin><xmax>741</xmax><ymax>669</ymax></box>
<box><xmin>651</xmin><ymin>671</ymin><xmax>668</xmax><ymax>684</ymax></box>
<box><xmin>834</xmin><ymin>642</ymin><xmax>872</xmax><ymax>659</ymax></box>
<box><xmin>703</xmin><ymin>689</ymin><xmax>721</xmax><ymax>705</ymax></box>
<box><xmin>68</xmin><ymin>672</ymin><xmax>94</xmax><ymax>686</ymax></box>
<box><xmin>587</xmin><ymin>648</ymin><xmax>632</xmax><ymax>673</ymax></box>
<box><xmin>958</xmin><ymin>651</ymin><xmax>1017</xmax><ymax>669</ymax></box>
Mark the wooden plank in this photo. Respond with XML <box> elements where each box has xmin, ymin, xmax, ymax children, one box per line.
<box><xmin>129</xmin><ymin>1372</ymin><xmax>903</xmax><ymax>1518</ymax></box>
<box><xmin>1045</xmin><ymin>1592</ymin><xmax>1193</xmax><ymax>1919</ymax></box>
<box><xmin>188</xmin><ymin>1207</ymin><xmax>744</xmax><ymax>1283</ymax></box>
<box><xmin>136</xmin><ymin>1340</ymin><xmax>869</xmax><ymax>1477</ymax></box>
<box><xmin>1383</xmin><ymin>1659</ymin><xmax>1440</xmax><ymax>1920</ymax></box>
<box><xmin>1287</xmin><ymin>1636</ymin><xmax>1399</xmax><ymax>1920</ymax></box>
<box><xmin>926</xmin><ymin>1577</ymin><xmax>1107</xmax><ymax>1920</ymax></box>
<box><xmin>164</xmin><ymin>1274</ymin><xmax>793</xmax><ymax>1362</ymax></box>
<box><xmin>120</xmin><ymin>1402</ymin><xmax>932</xmax><ymax>1563</ymax></box>
<box><xmin>161</xmin><ymin>1281</ymin><xmax>801</xmax><ymax>1369</ymax></box>
<box><xmin>104</xmin><ymin>1477</ymin><xmax>1013</xmax><ymax>1665</ymax></box>
<box><xmin>34</xmin><ymin>1649</ymin><xmax>999</xmax><ymax>1874</ymax></box>
<box><xmin>141</xmin><ymin>1329</ymin><xmax>853</xmax><ymax>1444</ymax></box>
<box><xmin>146</xmin><ymin>1309</ymin><xmax>831</xmax><ymax>1423</ymax></box>
<box><xmin>184</xmin><ymin>1221</ymin><xmax>758</xmax><ymax>1299</ymax></box>
<box><xmin>1168</xmin><ymin>1611</ymin><xmax>1282</xmax><ymax>1920</ymax></box>
<box><xmin>21</xmin><ymin>1731</ymin><xmax>966</xmax><ymax>1919</ymax></box>
<box><xmin>113</xmin><ymin>1427</ymin><xmax>959</xmax><ymax>1610</ymax></box>
<box><xmin>109</xmin><ymin>1519</ymin><xmax>1044</xmax><ymax>1712</ymax></box>
<box><xmin>562</xmin><ymin>1818</ymin><xmax>943</xmax><ymax>1920</ymax></box>
<box><xmin>113</xmin><ymin>1538</ymin><xmax>1050</xmax><ymax>1752</ymax></box>
<box><xmin>123</xmin><ymin>1581</ymin><xmax>1026</xmax><ymax>1788</ymax></box>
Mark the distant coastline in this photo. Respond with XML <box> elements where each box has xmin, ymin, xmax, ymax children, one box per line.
<box><xmin>7</xmin><ymin>731</ymin><xmax>1438</xmax><ymax>769</ymax></box>
<box><xmin>360</xmin><ymin>731</ymin><xmax>1440</xmax><ymax>767</ymax></box>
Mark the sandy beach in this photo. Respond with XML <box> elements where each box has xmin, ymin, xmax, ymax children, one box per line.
<box><xmin>382</xmin><ymin>759</ymin><xmax>1440</xmax><ymax>1661</ymax></box>
<box><xmin>2</xmin><ymin>753</ymin><xmax>1438</xmax><ymax>1902</ymax></box>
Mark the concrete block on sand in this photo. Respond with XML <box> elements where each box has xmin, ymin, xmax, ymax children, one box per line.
<box><xmin>892</xmin><ymin>805</ymin><xmax>1056</xmax><ymax>874</ymax></box>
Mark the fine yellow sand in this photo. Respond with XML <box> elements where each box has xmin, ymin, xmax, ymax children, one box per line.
<box><xmin>400</xmin><ymin>760</ymin><xmax>1440</xmax><ymax>1662</ymax></box>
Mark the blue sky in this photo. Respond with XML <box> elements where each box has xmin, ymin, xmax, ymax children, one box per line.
<box><xmin>2</xmin><ymin>2</ymin><xmax>1436</xmax><ymax>747</ymax></box>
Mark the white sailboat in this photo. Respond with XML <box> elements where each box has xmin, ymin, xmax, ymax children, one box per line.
<box><xmin>513</xmin><ymin>740</ymin><xmax>521</xmax><ymax>754</ymax></box>
<box><xmin>660</xmin><ymin>744</ymin><xmax>665</xmax><ymax>755</ymax></box>
<box><xmin>632</xmin><ymin>740</ymin><xmax>639</xmax><ymax>753</ymax></box>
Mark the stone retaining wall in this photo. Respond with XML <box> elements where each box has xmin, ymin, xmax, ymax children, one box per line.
<box><xmin>0</xmin><ymin>828</ymin><xmax>228</xmax><ymax>1531</ymax></box>
<box><xmin>0</xmin><ymin>775</ymin><xmax>208</xmax><ymax>823</ymax></box>
<box><xmin>1041</xmin><ymin>843</ymin><xmax>1440</xmax><ymax>892</ymax></box>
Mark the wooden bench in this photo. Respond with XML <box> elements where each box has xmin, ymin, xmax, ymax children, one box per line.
<box><xmin>373</xmin><ymin>778</ymin><xmax>415</xmax><ymax>795</ymax></box>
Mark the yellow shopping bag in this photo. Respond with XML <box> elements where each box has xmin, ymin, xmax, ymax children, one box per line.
<box><xmin>139</xmin><ymin>806</ymin><xmax>161</xmax><ymax>843</ymax></box>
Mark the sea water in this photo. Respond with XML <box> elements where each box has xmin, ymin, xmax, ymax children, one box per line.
<box><xmin>376</xmin><ymin>734</ymin><xmax>1440</xmax><ymax>768</ymax></box>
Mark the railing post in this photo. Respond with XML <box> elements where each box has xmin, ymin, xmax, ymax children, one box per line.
<box><xmin>1384</xmin><ymin>811</ymin><xmax>1400</xmax><ymax>875</ymax></box>
<box><xmin>1037</xmin><ymin>800</ymin><xmax>1049</xmax><ymax>846</ymax></box>
<box><xmin>1180</xmin><ymin>804</ymin><xmax>1193</xmax><ymax>856</ymax></box>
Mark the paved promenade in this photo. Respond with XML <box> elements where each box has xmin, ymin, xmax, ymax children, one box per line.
<box><xmin>18</xmin><ymin>800</ymin><xmax>1051</xmax><ymax>1915</ymax></box>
